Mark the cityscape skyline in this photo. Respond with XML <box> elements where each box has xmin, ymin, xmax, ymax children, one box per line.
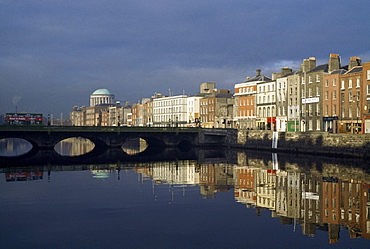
<box><xmin>1</xmin><ymin>1</ymin><xmax>370</xmax><ymax>116</ymax></box>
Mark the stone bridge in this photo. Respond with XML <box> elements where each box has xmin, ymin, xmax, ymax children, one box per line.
<box><xmin>0</xmin><ymin>126</ymin><xmax>236</xmax><ymax>156</ymax></box>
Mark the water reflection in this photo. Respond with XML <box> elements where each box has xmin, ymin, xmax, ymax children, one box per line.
<box><xmin>54</xmin><ymin>137</ymin><xmax>95</xmax><ymax>156</ymax></box>
<box><xmin>1</xmin><ymin>141</ymin><xmax>370</xmax><ymax>248</ymax></box>
<box><xmin>0</xmin><ymin>138</ymin><xmax>32</xmax><ymax>156</ymax></box>
<box><xmin>121</xmin><ymin>137</ymin><xmax>148</xmax><ymax>155</ymax></box>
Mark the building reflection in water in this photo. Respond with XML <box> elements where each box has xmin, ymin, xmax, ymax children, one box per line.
<box><xmin>54</xmin><ymin>137</ymin><xmax>148</xmax><ymax>156</ymax></box>
<box><xmin>2</xmin><ymin>138</ymin><xmax>370</xmax><ymax>244</ymax></box>
<box><xmin>55</xmin><ymin>137</ymin><xmax>95</xmax><ymax>156</ymax></box>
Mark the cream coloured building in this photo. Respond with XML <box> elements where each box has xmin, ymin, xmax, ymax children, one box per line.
<box><xmin>90</xmin><ymin>88</ymin><xmax>115</xmax><ymax>107</ymax></box>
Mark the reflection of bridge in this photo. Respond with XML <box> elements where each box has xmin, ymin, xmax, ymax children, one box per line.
<box><xmin>0</xmin><ymin>126</ymin><xmax>235</xmax><ymax>155</ymax></box>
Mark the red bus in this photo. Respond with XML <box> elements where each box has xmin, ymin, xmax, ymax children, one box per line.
<box><xmin>6</xmin><ymin>113</ymin><xmax>43</xmax><ymax>125</ymax></box>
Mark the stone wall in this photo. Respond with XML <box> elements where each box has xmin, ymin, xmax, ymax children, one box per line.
<box><xmin>232</xmin><ymin>130</ymin><xmax>370</xmax><ymax>158</ymax></box>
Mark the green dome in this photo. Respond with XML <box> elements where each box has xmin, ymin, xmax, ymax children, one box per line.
<box><xmin>92</xmin><ymin>88</ymin><xmax>113</xmax><ymax>95</ymax></box>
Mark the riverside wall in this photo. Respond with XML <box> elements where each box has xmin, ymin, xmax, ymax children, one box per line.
<box><xmin>231</xmin><ymin>130</ymin><xmax>370</xmax><ymax>158</ymax></box>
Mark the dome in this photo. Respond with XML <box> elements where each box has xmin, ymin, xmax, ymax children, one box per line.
<box><xmin>92</xmin><ymin>88</ymin><xmax>113</xmax><ymax>95</ymax></box>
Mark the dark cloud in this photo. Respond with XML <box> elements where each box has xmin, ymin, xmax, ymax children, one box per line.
<box><xmin>1</xmin><ymin>0</ymin><xmax>369</xmax><ymax>115</ymax></box>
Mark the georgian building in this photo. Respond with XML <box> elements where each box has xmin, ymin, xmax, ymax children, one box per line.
<box><xmin>339</xmin><ymin>61</ymin><xmax>363</xmax><ymax>133</ymax></box>
<box><xmin>234</xmin><ymin>79</ymin><xmax>257</xmax><ymax>129</ymax></box>
<box><xmin>153</xmin><ymin>94</ymin><xmax>188</xmax><ymax>127</ymax></box>
<box><xmin>275</xmin><ymin>67</ymin><xmax>293</xmax><ymax>132</ymax></box>
<box><xmin>234</xmin><ymin>70</ymin><xmax>272</xmax><ymax>130</ymax></box>
<box><xmin>300</xmin><ymin>57</ymin><xmax>328</xmax><ymax>132</ymax></box>
<box><xmin>254</xmin><ymin>69</ymin><xmax>275</xmax><ymax>130</ymax></box>
<box><xmin>285</xmin><ymin>70</ymin><xmax>302</xmax><ymax>132</ymax></box>
<box><xmin>363</xmin><ymin>62</ymin><xmax>370</xmax><ymax>133</ymax></box>
<box><xmin>322</xmin><ymin>68</ymin><xmax>346</xmax><ymax>133</ymax></box>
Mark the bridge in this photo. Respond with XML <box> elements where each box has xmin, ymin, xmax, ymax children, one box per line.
<box><xmin>0</xmin><ymin>126</ymin><xmax>236</xmax><ymax>156</ymax></box>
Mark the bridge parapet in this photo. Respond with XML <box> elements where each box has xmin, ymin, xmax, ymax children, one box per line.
<box><xmin>0</xmin><ymin>126</ymin><xmax>236</xmax><ymax>154</ymax></box>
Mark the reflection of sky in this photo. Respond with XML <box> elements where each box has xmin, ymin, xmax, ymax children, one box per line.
<box><xmin>1</xmin><ymin>169</ymin><xmax>368</xmax><ymax>249</ymax></box>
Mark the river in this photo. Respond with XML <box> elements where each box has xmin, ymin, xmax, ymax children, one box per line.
<box><xmin>0</xmin><ymin>138</ymin><xmax>370</xmax><ymax>249</ymax></box>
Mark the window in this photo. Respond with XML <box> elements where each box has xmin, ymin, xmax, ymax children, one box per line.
<box><xmin>349</xmin><ymin>92</ymin><xmax>353</xmax><ymax>102</ymax></box>
<box><xmin>368</xmin><ymin>85</ymin><xmax>370</xmax><ymax>95</ymax></box>
<box><xmin>325</xmin><ymin>79</ymin><xmax>329</xmax><ymax>87</ymax></box>
<box><xmin>356</xmin><ymin>77</ymin><xmax>360</xmax><ymax>88</ymax></box>
<box><xmin>316</xmin><ymin>74</ymin><xmax>320</xmax><ymax>82</ymax></box>
<box><xmin>316</xmin><ymin>87</ymin><xmax>320</xmax><ymax>96</ymax></box>
<box><xmin>309</xmin><ymin>88</ymin><xmax>312</xmax><ymax>97</ymax></box>
<box><xmin>367</xmin><ymin>70</ymin><xmax>370</xmax><ymax>80</ymax></box>
<box><xmin>333</xmin><ymin>104</ymin><xmax>337</xmax><ymax>115</ymax></box>
<box><xmin>341</xmin><ymin>107</ymin><xmax>345</xmax><ymax>118</ymax></box>
<box><xmin>341</xmin><ymin>80</ymin><xmax>345</xmax><ymax>89</ymax></box>
<box><xmin>308</xmin><ymin>104</ymin><xmax>313</xmax><ymax>116</ymax></box>
<box><xmin>341</xmin><ymin>93</ymin><xmax>345</xmax><ymax>102</ymax></box>
<box><xmin>302</xmin><ymin>77</ymin><xmax>305</xmax><ymax>84</ymax></box>
<box><xmin>325</xmin><ymin>91</ymin><xmax>329</xmax><ymax>100</ymax></box>
<box><xmin>349</xmin><ymin>78</ymin><xmax>353</xmax><ymax>89</ymax></box>
<box><xmin>333</xmin><ymin>78</ymin><xmax>337</xmax><ymax>86</ymax></box>
<box><xmin>333</xmin><ymin>90</ymin><xmax>337</xmax><ymax>100</ymax></box>
<box><xmin>349</xmin><ymin>106</ymin><xmax>352</xmax><ymax>118</ymax></box>
<box><xmin>317</xmin><ymin>104</ymin><xmax>320</xmax><ymax>116</ymax></box>
<box><xmin>309</xmin><ymin>75</ymin><xmax>312</xmax><ymax>83</ymax></box>
<box><xmin>357</xmin><ymin>105</ymin><xmax>360</xmax><ymax>118</ymax></box>
<box><xmin>325</xmin><ymin>105</ymin><xmax>328</xmax><ymax>115</ymax></box>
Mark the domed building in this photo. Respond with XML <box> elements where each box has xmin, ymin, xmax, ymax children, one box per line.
<box><xmin>90</xmin><ymin>89</ymin><xmax>115</xmax><ymax>107</ymax></box>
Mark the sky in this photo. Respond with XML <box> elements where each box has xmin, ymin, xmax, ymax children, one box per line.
<box><xmin>1</xmin><ymin>0</ymin><xmax>370</xmax><ymax>117</ymax></box>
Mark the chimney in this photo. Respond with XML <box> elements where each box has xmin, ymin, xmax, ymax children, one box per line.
<box><xmin>328</xmin><ymin>53</ymin><xmax>340</xmax><ymax>72</ymax></box>
<box><xmin>272</xmin><ymin>72</ymin><xmax>281</xmax><ymax>80</ymax></box>
<box><xmin>281</xmin><ymin>67</ymin><xmax>292</xmax><ymax>76</ymax></box>
<box><xmin>301</xmin><ymin>57</ymin><xmax>316</xmax><ymax>72</ymax></box>
<box><xmin>308</xmin><ymin>57</ymin><xmax>316</xmax><ymax>71</ymax></box>
<box><xmin>348</xmin><ymin>56</ymin><xmax>362</xmax><ymax>70</ymax></box>
<box><xmin>256</xmin><ymin>69</ymin><xmax>261</xmax><ymax>76</ymax></box>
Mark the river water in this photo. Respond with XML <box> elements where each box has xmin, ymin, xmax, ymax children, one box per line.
<box><xmin>1</xmin><ymin>138</ymin><xmax>370</xmax><ymax>249</ymax></box>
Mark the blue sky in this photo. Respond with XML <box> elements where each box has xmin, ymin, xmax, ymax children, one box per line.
<box><xmin>1</xmin><ymin>0</ymin><xmax>369</xmax><ymax>116</ymax></box>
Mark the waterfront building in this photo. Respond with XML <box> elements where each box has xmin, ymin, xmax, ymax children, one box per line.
<box><xmin>85</xmin><ymin>105</ymin><xmax>111</xmax><ymax>126</ymax></box>
<box><xmin>256</xmin><ymin>71</ymin><xmax>275</xmax><ymax>130</ymax></box>
<box><xmin>186</xmin><ymin>96</ymin><xmax>202</xmax><ymax>126</ymax></box>
<box><xmin>153</xmin><ymin>94</ymin><xmax>188</xmax><ymax>127</ymax></box>
<box><xmin>286</xmin><ymin>70</ymin><xmax>302</xmax><ymax>132</ymax></box>
<box><xmin>275</xmin><ymin>67</ymin><xmax>293</xmax><ymax>132</ymax></box>
<box><xmin>70</xmin><ymin>106</ymin><xmax>86</xmax><ymax>126</ymax></box>
<box><xmin>200</xmin><ymin>95</ymin><xmax>215</xmax><ymax>128</ymax></box>
<box><xmin>363</xmin><ymin>62</ymin><xmax>370</xmax><ymax>133</ymax></box>
<box><xmin>300</xmin><ymin>57</ymin><xmax>324</xmax><ymax>132</ymax></box>
<box><xmin>234</xmin><ymin>69</ymin><xmax>273</xmax><ymax>130</ymax></box>
<box><xmin>234</xmin><ymin>77</ymin><xmax>257</xmax><ymax>129</ymax></box>
<box><xmin>339</xmin><ymin>58</ymin><xmax>362</xmax><ymax>133</ymax></box>
<box><xmin>322</xmin><ymin>69</ymin><xmax>346</xmax><ymax>133</ymax></box>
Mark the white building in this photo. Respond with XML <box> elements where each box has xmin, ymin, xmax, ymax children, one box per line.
<box><xmin>153</xmin><ymin>95</ymin><xmax>188</xmax><ymax>127</ymax></box>
<box><xmin>186</xmin><ymin>96</ymin><xmax>202</xmax><ymax>126</ymax></box>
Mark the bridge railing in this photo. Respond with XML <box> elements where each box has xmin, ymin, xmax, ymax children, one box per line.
<box><xmin>0</xmin><ymin>125</ymin><xmax>205</xmax><ymax>133</ymax></box>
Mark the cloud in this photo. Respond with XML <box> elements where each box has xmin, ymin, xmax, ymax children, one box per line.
<box><xmin>0</xmin><ymin>0</ymin><xmax>369</xmax><ymax>116</ymax></box>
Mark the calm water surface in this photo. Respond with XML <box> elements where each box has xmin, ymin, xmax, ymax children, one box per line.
<box><xmin>1</xmin><ymin>138</ymin><xmax>370</xmax><ymax>249</ymax></box>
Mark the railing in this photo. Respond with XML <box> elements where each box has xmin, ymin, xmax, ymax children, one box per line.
<box><xmin>0</xmin><ymin>125</ymin><xmax>204</xmax><ymax>133</ymax></box>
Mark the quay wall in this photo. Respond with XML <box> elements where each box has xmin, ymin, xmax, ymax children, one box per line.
<box><xmin>231</xmin><ymin>130</ymin><xmax>370</xmax><ymax>158</ymax></box>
